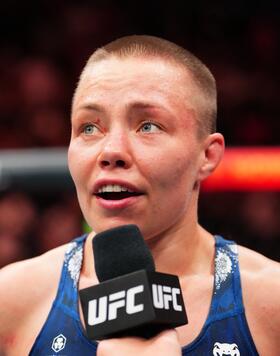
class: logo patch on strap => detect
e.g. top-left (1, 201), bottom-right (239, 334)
top-left (213, 342), bottom-right (240, 356)
top-left (51, 334), bottom-right (67, 353)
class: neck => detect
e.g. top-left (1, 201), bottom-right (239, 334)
top-left (146, 193), bottom-right (215, 277)
top-left (147, 220), bottom-right (215, 278)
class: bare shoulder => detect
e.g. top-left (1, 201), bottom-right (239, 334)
top-left (238, 244), bottom-right (280, 294)
top-left (0, 243), bottom-right (68, 337)
top-left (238, 245), bottom-right (280, 352)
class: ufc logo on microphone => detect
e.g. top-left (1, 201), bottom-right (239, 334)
top-left (152, 284), bottom-right (183, 311)
top-left (88, 285), bottom-right (144, 325)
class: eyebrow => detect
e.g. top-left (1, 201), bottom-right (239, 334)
top-left (76, 103), bottom-right (104, 113)
top-left (77, 101), bottom-right (170, 115)
top-left (127, 102), bottom-right (162, 110)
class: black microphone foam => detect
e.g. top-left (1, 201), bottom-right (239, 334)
top-left (92, 224), bottom-right (155, 282)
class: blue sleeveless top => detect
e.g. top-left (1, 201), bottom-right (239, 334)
top-left (29, 235), bottom-right (259, 355)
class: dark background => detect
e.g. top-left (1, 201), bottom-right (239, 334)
top-left (0, 1), bottom-right (279, 267)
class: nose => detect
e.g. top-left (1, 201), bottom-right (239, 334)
top-left (97, 132), bottom-right (133, 170)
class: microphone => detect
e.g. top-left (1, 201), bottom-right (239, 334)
top-left (79, 224), bottom-right (188, 340)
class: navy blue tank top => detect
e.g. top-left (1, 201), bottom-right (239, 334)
top-left (30, 235), bottom-right (259, 355)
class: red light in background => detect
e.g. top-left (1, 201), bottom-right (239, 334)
top-left (202, 147), bottom-right (280, 191)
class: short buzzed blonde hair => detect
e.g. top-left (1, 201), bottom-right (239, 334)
top-left (74, 35), bottom-right (217, 137)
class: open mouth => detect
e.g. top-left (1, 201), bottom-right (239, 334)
top-left (96, 192), bottom-right (143, 200)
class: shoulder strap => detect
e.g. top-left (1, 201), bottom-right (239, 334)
top-left (208, 235), bottom-right (244, 322)
top-left (54, 234), bottom-right (87, 320)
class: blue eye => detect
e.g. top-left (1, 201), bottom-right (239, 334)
top-left (83, 124), bottom-right (97, 135)
top-left (140, 122), bottom-right (160, 133)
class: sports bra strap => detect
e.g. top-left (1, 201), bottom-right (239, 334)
top-left (208, 235), bottom-right (244, 324)
top-left (54, 235), bottom-right (87, 320)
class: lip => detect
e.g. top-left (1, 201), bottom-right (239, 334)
top-left (92, 179), bottom-right (143, 194)
top-left (95, 195), bottom-right (143, 210)
top-left (92, 178), bottom-right (145, 210)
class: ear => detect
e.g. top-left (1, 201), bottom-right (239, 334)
top-left (197, 133), bottom-right (224, 182)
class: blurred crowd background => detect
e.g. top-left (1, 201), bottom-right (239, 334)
top-left (0, 0), bottom-right (279, 268)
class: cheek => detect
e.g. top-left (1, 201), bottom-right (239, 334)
top-left (141, 150), bottom-right (198, 235)
top-left (68, 143), bottom-right (96, 221)
top-left (68, 142), bottom-right (94, 188)
top-left (141, 147), bottom-right (198, 192)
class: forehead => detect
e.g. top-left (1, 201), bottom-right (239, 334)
top-left (83, 56), bottom-right (188, 86)
top-left (73, 57), bottom-right (199, 111)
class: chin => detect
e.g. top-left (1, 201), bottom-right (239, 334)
top-left (91, 218), bottom-right (142, 234)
